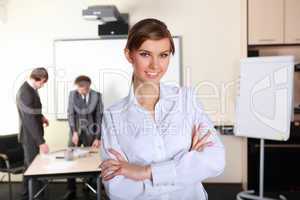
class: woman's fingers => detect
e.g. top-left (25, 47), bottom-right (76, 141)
top-left (110, 167), bottom-right (122, 177)
top-left (103, 174), bottom-right (114, 181)
top-left (191, 125), bottom-right (199, 149)
top-left (103, 172), bottom-right (116, 181)
top-left (191, 129), bottom-right (213, 151)
top-left (108, 148), bottom-right (126, 161)
top-left (100, 159), bottom-right (120, 171)
top-left (192, 123), bottom-right (208, 149)
top-left (198, 130), bottom-right (212, 145)
top-left (101, 160), bottom-right (122, 181)
top-left (103, 168), bottom-right (122, 181)
top-left (100, 149), bottom-right (126, 181)
top-left (194, 141), bottom-right (214, 152)
top-left (191, 123), bottom-right (207, 149)
top-left (196, 123), bottom-right (203, 132)
top-left (102, 165), bottom-right (121, 179)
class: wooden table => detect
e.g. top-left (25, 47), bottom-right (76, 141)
top-left (24, 148), bottom-right (102, 200)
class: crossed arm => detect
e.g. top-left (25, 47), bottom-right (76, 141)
top-left (101, 124), bottom-right (214, 182)
top-left (100, 112), bottom-right (225, 199)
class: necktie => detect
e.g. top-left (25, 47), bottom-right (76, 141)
top-left (83, 95), bottom-right (87, 105)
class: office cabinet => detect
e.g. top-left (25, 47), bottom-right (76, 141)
top-left (285, 0), bottom-right (300, 44)
top-left (248, 0), bottom-right (284, 45)
top-left (248, 123), bottom-right (300, 192)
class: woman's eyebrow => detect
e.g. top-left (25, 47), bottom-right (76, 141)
top-left (138, 49), bottom-right (151, 53)
top-left (137, 49), bottom-right (170, 53)
top-left (160, 50), bottom-right (171, 53)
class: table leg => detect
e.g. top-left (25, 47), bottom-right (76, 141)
top-left (97, 175), bottom-right (101, 200)
top-left (28, 178), bottom-right (33, 200)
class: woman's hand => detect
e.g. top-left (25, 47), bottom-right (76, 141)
top-left (190, 124), bottom-right (214, 152)
top-left (100, 148), bottom-right (151, 181)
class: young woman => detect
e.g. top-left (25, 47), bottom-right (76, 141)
top-left (100, 18), bottom-right (225, 200)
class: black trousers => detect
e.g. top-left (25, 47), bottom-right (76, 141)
top-left (21, 136), bottom-right (46, 200)
top-left (67, 132), bottom-right (96, 192)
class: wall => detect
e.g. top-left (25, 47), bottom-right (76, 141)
top-left (0, 0), bottom-right (247, 183)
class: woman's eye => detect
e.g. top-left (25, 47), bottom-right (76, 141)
top-left (139, 52), bottom-right (150, 57)
top-left (160, 53), bottom-right (170, 58)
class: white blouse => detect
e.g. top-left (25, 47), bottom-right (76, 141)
top-left (101, 83), bottom-right (225, 200)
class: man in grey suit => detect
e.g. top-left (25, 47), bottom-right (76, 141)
top-left (63, 75), bottom-right (103, 200)
top-left (16, 67), bottom-right (50, 200)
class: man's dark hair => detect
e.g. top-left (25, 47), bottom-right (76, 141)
top-left (30, 67), bottom-right (48, 82)
top-left (74, 75), bottom-right (91, 86)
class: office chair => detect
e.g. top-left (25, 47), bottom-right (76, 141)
top-left (0, 134), bottom-right (25, 200)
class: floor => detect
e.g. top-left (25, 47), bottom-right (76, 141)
top-left (0, 182), bottom-right (241, 200)
top-left (1, 182), bottom-right (300, 200)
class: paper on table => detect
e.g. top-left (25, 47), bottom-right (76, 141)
top-left (38, 154), bottom-right (76, 171)
top-left (46, 160), bottom-right (75, 171)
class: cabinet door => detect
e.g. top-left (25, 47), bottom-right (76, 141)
top-left (248, 0), bottom-right (284, 45)
top-left (285, 0), bottom-right (300, 44)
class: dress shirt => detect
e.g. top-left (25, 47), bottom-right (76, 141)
top-left (101, 83), bottom-right (225, 200)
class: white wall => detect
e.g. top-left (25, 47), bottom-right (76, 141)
top-left (0, 0), bottom-right (247, 183)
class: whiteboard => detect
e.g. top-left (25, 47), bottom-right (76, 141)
top-left (235, 56), bottom-right (294, 141)
top-left (54, 37), bottom-right (182, 119)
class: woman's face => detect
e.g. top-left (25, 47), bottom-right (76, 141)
top-left (125, 38), bottom-right (172, 84)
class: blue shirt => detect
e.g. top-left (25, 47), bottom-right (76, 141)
top-left (101, 83), bottom-right (225, 200)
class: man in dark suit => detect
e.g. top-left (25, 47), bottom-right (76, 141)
top-left (63, 75), bottom-right (103, 200)
top-left (16, 67), bottom-right (50, 200)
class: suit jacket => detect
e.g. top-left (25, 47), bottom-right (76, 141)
top-left (67, 89), bottom-right (103, 142)
top-left (16, 81), bottom-right (45, 146)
